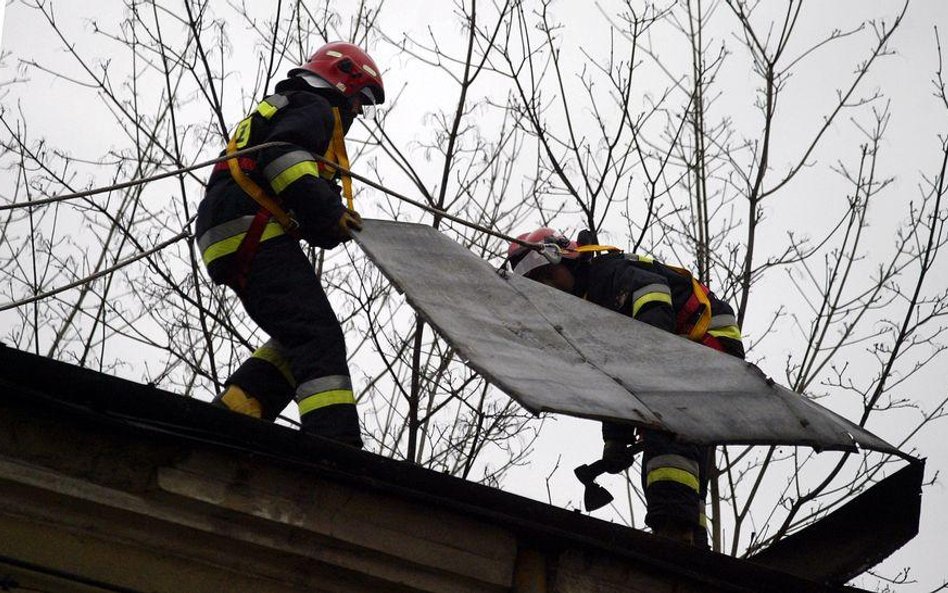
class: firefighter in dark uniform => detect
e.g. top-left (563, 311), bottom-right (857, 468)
top-left (508, 228), bottom-right (744, 546)
top-left (195, 42), bottom-right (385, 448)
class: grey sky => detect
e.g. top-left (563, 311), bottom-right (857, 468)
top-left (1, 1), bottom-right (946, 591)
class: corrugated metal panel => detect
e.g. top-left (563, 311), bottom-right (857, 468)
top-left (354, 220), bottom-right (899, 455)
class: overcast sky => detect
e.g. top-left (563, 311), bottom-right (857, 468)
top-left (1, 2), bottom-right (946, 591)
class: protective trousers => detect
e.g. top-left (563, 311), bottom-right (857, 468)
top-left (214, 237), bottom-right (362, 447)
top-left (603, 422), bottom-right (709, 548)
top-left (640, 429), bottom-right (709, 548)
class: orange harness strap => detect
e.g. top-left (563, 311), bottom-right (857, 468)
top-left (666, 264), bottom-right (712, 341)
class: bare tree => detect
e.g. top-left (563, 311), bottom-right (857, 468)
top-left (1, 2), bottom-right (946, 589)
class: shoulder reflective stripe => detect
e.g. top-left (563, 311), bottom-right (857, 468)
top-left (252, 339), bottom-right (296, 387)
top-left (646, 454), bottom-right (700, 476)
top-left (269, 161), bottom-right (320, 194)
top-left (256, 94), bottom-right (289, 119)
top-left (263, 150), bottom-right (316, 182)
top-left (297, 390), bottom-right (356, 415)
top-left (295, 375), bottom-right (353, 401)
top-left (708, 325), bottom-right (742, 341)
top-left (709, 314), bottom-right (737, 329)
top-left (646, 467), bottom-right (700, 493)
top-left (200, 221), bottom-right (285, 266)
top-left (197, 215), bottom-right (256, 252)
top-left (631, 283), bottom-right (672, 316)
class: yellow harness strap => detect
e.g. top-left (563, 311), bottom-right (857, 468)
top-left (327, 107), bottom-right (354, 211)
top-left (573, 244), bottom-right (621, 254)
top-left (226, 135), bottom-right (299, 237)
top-left (687, 277), bottom-right (712, 341)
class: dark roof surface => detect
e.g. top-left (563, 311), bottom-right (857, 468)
top-left (0, 344), bottom-right (870, 593)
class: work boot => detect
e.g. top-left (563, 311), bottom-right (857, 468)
top-left (215, 384), bottom-right (264, 419)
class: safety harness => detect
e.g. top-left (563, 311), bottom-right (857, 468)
top-left (665, 265), bottom-right (714, 345)
top-left (581, 247), bottom-right (716, 347)
top-left (217, 95), bottom-right (353, 289)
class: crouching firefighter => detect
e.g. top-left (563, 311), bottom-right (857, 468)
top-left (507, 228), bottom-right (745, 547)
top-left (195, 42), bottom-right (385, 448)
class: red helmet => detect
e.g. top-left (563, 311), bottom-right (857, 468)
top-left (507, 228), bottom-right (579, 277)
top-left (290, 42), bottom-right (385, 105)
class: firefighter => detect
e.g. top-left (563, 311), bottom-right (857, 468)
top-left (195, 42), bottom-right (385, 448)
top-left (507, 228), bottom-right (744, 547)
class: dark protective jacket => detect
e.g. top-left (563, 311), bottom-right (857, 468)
top-left (575, 251), bottom-right (744, 541)
top-left (196, 90), bottom-right (347, 282)
top-left (576, 252), bottom-right (744, 358)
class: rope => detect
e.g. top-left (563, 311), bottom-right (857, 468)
top-left (0, 143), bottom-right (555, 312)
top-left (0, 142), bottom-right (292, 212)
top-left (1, 141), bottom-right (545, 253)
top-left (306, 152), bottom-right (541, 251)
top-left (0, 218), bottom-right (194, 313)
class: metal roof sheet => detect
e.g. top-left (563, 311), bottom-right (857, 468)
top-left (354, 219), bottom-right (900, 455)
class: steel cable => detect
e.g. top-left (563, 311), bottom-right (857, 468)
top-left (0, 146), bottom-right (549, 312)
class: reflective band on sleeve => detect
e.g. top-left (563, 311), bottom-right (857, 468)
top-left (263, 151), bottom-right (318, 189)
top-left (268, 160), bottom-right (320, 194)
top-left (708, 325), bottom-right (742, 341)
top-left (646, 467), bottom-right (700, 493)
top-left (699, 512), bottom-right (708, 528)
top-left (708, 313), bottom-right (742, 340)
top-left (631, 283), bottom-right (672, 316)
top-left (251, 339), bottom-right (296, 387)
top-left (709, 314), bottom-right (737, 328)
top-left (298, 390), bottom-right (356, 415)
top-left (200, 221), bottom-right (285, 266)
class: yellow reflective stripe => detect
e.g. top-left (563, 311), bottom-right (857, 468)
top-left (699, 512), bottom-right (708, 528)
top-left (708, 325), bottom-right (742, 341)
top-left (646, 467), bottom-right (700, 493)
top-left (252, 344), bottom-right (296, 387)
top-left (298, 389), bottom-right (356, 415)
top-left (200, 221), bottom-right (285, 266)
top-left (270, 161), bottom-right (320, 194)
top-left (632, 292), bottom-right (672, 316)
top-left (626, 253), bottom-right (654, 263)
top-left (256, 100), bottom-right (279, 119)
